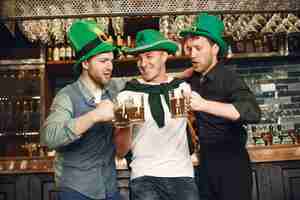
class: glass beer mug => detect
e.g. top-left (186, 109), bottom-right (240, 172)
top-left (114, 95), bottom-right (145, 127)
top-left (114, 100), bottom-right (130, 128)
top-left (169, 89), bottom-right (189, 118)
top-left (126, 95), bottom-right (145, 124)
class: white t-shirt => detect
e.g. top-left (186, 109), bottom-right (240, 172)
top-left (117, 78), bottom-right (194, 180)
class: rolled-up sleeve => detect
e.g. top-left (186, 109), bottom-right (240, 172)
top-left (40, 93), bottom-right (81, 150)
top-left (230, 77), bottom-right (261, 124)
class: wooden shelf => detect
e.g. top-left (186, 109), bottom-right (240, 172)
top-left (226, 52), bottom-right (300, 63)
top-left (46, 56), bottom-right (192, 77)
top-left (0, 155), bottom-right (128, 174)
top-left (0, 156), bottom-right (54, 174)
top-left (229, 52), bottom-right (281, 59)
top-left (46, 53), bottom-right (300, 77)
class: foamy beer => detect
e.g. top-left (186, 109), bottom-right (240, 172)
top-left (114, 101), bottom-right (130, 128)
top-left (169, 89), bottom-right (189, 118)
top-left (114, 95), bottom-right (145, 127)
top-left (127, 95), bottom-right (145, 123)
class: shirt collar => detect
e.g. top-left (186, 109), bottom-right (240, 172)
top-left (76, 79), bottom-right (111, 105)
top-left (197, 63), bottom-right (223, 82)
top-left (137, 77), bottom-right (174, 85)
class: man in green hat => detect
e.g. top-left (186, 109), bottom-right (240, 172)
top-left (40, 20), bottom-right (122, 200)
top-left (180, 13), bottom-right (261, 200)
top-left (114, 29), bottom-right (199, 200)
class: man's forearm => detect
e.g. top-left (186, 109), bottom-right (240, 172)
top-left (73, 110), bottom-right (97, 136)
top-left (114, 127), bottom-right (132, 158)
top-left (202, 100), bottom-right (240, 121)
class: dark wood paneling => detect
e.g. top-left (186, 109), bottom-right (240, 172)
top-left (28, 174), bottom-right (55, 200)
top-left (251, 169), bottom-right (259, 200)
top-left (0, 48), bottom-right (41, 60)
top-left (0, 175), bottom-right (27, 200)
top-left (256, 165), bottom-right (273, 200)
top-left (1, 161), bottom-right (300, 200)
top-left (282, 168), bottom-right (300, 200)
top-left (269, 165), bottom-right (285, 200)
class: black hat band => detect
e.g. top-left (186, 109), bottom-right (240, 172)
top-left (76, 37), bottom-right (103, 59)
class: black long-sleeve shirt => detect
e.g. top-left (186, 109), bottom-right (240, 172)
top-left (186, 63), bottom-right (261, 150)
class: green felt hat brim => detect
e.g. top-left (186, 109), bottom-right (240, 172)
top-left (123, 40), bottom-right (178, 55)
top-left (73, 42), bottom-right (116, 74)
top-left (180, 29), bottom-right (228, 56)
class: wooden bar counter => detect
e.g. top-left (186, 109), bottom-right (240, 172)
top-left (1, 145), bottom-right (300, 200)
top-left (0, 144), bottom-right (299, 174)
top-left (248, 144), bottom-right (300, 163)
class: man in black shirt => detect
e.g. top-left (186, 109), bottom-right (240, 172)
top-left (180, 13), bottom-right (261, 200)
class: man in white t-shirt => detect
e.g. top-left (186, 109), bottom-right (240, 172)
top-left (114, 29), bottom-right (199, 200)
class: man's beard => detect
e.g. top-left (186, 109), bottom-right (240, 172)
top-left (91, 74), bottom-right (111, 88)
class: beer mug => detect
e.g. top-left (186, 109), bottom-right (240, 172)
top-left (169, 89), bottom-right (189, 118)
top-left (127, 95), bottom-right (145, 124)
top-left (113, 95), bottom-right (145, 127)
top-left (113, 100), bottom-right (130, 128)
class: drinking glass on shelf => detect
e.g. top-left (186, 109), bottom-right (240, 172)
top-left (251, 125), bottom-right (260, 145)
top-left (7, 160), bottom-right (15, 171)
top-left (0, 161), bottom-right (4, 171)
top-left (169, 89), bottom-right (189, 118)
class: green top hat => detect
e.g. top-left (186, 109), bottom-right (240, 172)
top-left (67, 20), bottom-right (116, 73)
top-left (123, 29), bottom-right (178, 55)
top-left (180, 13), bottom-right (228, 56)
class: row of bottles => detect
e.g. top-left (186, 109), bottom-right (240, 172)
top-left (46, 33), bottom-right (184, 61)
top-left (46, 35), bottom-right (138, 61)
top-left (227, 31), bottom-right (300, 56)
top-left (0, 69), bottom-right (41, 80)
top-left (46, 34), bottom-right (300, 62)
top-left (47, 42), bottom-right (75, 61)
top-left (0, 96), bottom-right (41, 134)
top-left (247, 123), bottom-right (300, 146)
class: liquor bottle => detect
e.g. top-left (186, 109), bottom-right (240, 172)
top-left (125, 35), bottom-right (134, 58)
top-left (47, 40), bottom-right (53, 61)
top-left (53, 43), bottom-right (60, 61)
top-left (65, 42), bottom-right (73, 61)
top-left (59, 42), bottom-right (66, 61)
top-left (108, 17), bottom-right (115, 43)
top-left (262, 125), bottom-right (273, 146)
top-left (127, 35), bottom-right (132, 48)
top-left (116, 34), bottom-right (125, 59)
top-left (272, 124), bottom-right (281, 144)
top-left (246, 125), bottom-right (254, 146)
top-left (277, 124), bottom-right (284, 144)
top-left (72, 48), bottom-right (76, 60)
top-left (253, 125), bottom-right (265, 146)
top-left (116, 34), bottom-right (123, 47)
top-left (175, 40), bottom-right (182, 56)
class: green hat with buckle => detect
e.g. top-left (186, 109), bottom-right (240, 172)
top-left (180, 13), bottom-right (228, 56)
top-left (123, 29), bottom-right (178, 55)
top-left (67, 20), bottom-right (116, 73)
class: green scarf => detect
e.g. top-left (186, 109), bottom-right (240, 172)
top-left (124, 78), bottom-right (185, 128)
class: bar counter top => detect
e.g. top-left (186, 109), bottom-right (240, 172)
top-left (248, 144), bottom-right (300, 163)
top-left (1, 144), bottom-right (300, 174)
